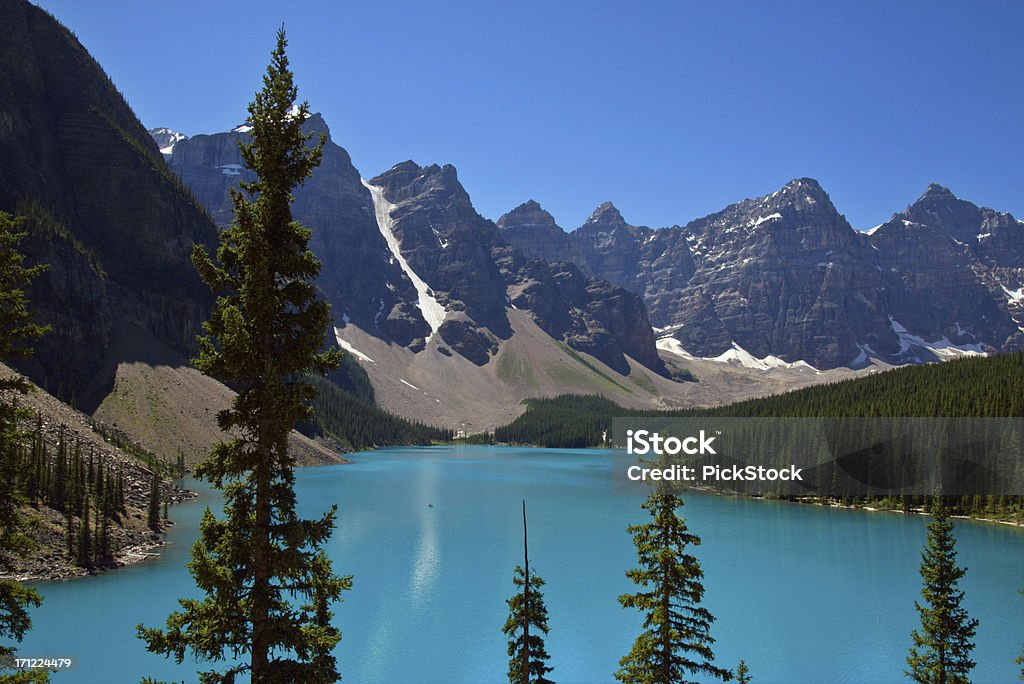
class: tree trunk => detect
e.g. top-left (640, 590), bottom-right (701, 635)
top-left (522, 499), bottom-right (530, 684)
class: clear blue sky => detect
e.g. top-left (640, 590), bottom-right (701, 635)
top-left (34, 0), bottom-right (1024, 231)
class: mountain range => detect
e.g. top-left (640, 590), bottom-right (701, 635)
top-left (498, 179), bottom-right (1024, 369)
top-left (155, 114), bottom-right (1024, 427)
top-left (158, 118), bottom-right (701, 430)
top-left (2, 0), bottom-right (1022, 441)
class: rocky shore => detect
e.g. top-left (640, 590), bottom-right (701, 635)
top-left (1, 365), bottom-right (197, 582)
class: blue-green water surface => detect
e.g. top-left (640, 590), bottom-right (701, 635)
top-left (20, 446), bottom-right (1024, 683)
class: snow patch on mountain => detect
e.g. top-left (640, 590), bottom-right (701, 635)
top-left (888, 317), bottom-right (986, 359)
top-left (652, 324), bottom-right (685, 337)
top-left (1002, 285), bottom-right (1024, 304)
top-left (334, 328), bottom-right (375, 363)
top-left (657, 337), bottom-right (817, 372)
top-left (749, 213), bottom-right (782, 229)
top-left (655, 336), bottom-right (695, 359)
top-left (431, 227), bottom-right (449, 249)
top-left (710, 342), bottom-right (817, 371)
top-left (151, 128), bottom-right (187, 155)
top-left (850, 344), bottom-right (872, 368)
top-left (362, 180), bottom-right (446, 341)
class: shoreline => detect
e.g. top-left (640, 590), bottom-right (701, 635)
top-left (4, 538), bottom-right (170, 583)
top-left (3, 485), bottom-right (199, 584)
top-left (786, 496), bottom-right (1024, 529)
top-left (428, 442), bottom-right (1024, 529)
top-left (12, 444), bottom-right (1022, 584)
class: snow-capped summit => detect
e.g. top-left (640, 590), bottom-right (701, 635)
top-left (148, 127), bottom-right (187, 155)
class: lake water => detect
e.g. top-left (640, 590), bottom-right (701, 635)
top-left (20, 446), bottom-right (1024, 683)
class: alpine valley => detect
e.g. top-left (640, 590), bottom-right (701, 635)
top-left (5, 2), bottom-right (1024, 682)
top-left (153, 117), bottom-right (1024, 431)
top-left (2, 0), bottom-right (1023, 446)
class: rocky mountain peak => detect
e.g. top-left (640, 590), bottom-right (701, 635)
top-left (497, 200), bottom-right (560, 231)
top-left (495, 201), bottom-right (570, 266)
top-left (370, 161), bottom-right (466, 207)
top-left (304, 111), bottom-right (331, 136)
top-left (900, 183), bottom-right (989, 245)
top-left (369, 160), bottom-right (428, 197)
top-left (148, 127), bottom-right (187, 154)
top-left (918, 183), bottom-right (958, 203)
top-left (776, 177), bottom-right (829, 206)
top-left (584, 201), bottom-right (626, 227)
top-left (387, 159), bottom-right (421, 175)
top-left (784, 177), bottom-right (823, 191)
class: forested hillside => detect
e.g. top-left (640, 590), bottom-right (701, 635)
top-left (307, 374), bottom-right (453, 450)
top-left (494, 353), bottom-right (1024, 447)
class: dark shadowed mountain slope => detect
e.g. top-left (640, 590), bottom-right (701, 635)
top-left (0, 0), bottom-right (218, 406)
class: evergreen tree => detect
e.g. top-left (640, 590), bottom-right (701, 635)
top-left (75, 503), bottom-right (91, 569)
top-left (616, 492), bottom-right (731, 684)
top-left (115, 469), bottom-right (125, 514)
top-left (98, 495), bottom-right (111, 564)
top-left (0, 212), bottom-right (47, 363)
top-left (735, 660), bottom-right (751, 683)
top-left (0, 211), bottom-right (48, 682)
top-left (70, 443), bottom-right (82, 516)
top-left (503, 501), bottom-right (554, 684)
top-left (94, 462), bottom-right (103, 505)
top-left (906, 503), bottom-right (978, 684)
top-left (50, 437), bottom-right (64, 513)
top-left (63, 512), bottom-right (73, 559)
top-left (147, 472), bottom-right (161, 532)
top-left (138, 29), bottom-right (349, 684)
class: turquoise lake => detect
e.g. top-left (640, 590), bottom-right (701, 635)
top-left (20, 445), bottom-right (1024, 683)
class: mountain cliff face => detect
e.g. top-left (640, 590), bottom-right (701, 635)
top-left (165, 115), bottom-right (433, 350)
top-left (0, 0), bottom-right (218, 405)
top-left (870, 185), bottom-right (1022, 360)
top-left (161, 121), bottom-right (667, 377)
top-left (500, 180), bottom-right (1024, 369)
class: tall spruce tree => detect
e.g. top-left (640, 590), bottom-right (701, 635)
top-left (147, 472), bottom-right (161, 532)
top-left (137, 29), bottom-right (349, 684)
top-left (74, 503), bottom-right (90, 569)
top-left (0, 211), bottom-right (48, 683)
top-left (906, 503), bottom-right (978, 684)
top-left (617, 491), bottom-right (731, 684)
top-left (503, 501), bottom-right (554, 684)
